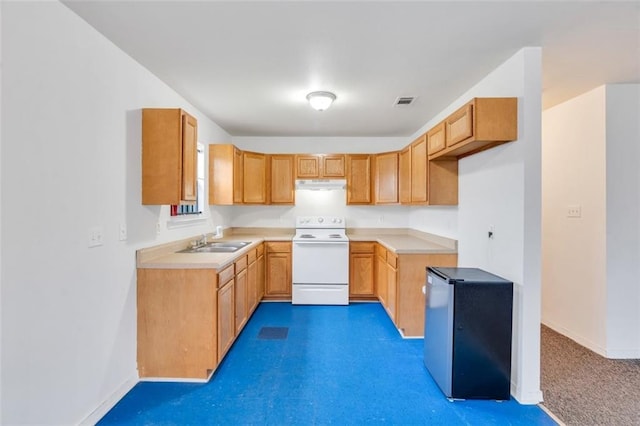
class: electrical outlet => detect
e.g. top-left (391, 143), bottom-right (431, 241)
top-left (88, 226), bottom-right (104, 248)
top-left (156, 222), bottom-right (161, 235)
top-left (119, 224), bottom-right (127, 241)
top-left (378, 215), bottom-right (384, 223)
top-left (567, 205), bottom-right (582, 218)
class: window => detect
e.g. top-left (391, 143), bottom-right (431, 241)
top-left (171, 143), bottom-right (205, 216)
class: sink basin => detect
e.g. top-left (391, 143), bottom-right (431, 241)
top-left (177, 241), bottom-right (251, 254)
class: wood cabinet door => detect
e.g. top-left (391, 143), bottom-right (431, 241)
top-left (270, 155), bottom-right (295, 204)
top-left (296, 155), bottom-right (320, 178)
top-left (266, 251), bottom-right (291, 296)
top-left (410, 135), bottom-right (428, 204)
top-left (374, 152), bottom-right (399, 204)
top-left (247, 255), bottom-right (258, 314)
top-left (234, 268), bottom-right (248, 334)
top-left (233, 147), bottom-right (244, 204)
top-left (142, 108), bottom-right (195, 205)
top-left (399, 146), bottom-right (411, 204)
top-left (217, 279), bottom-right (235, 360)
top-left (209, 144), bottom-right (234, 205)
top-left (346, 154), bottom-right (372, 204)
top-left (322, 155), bottom-right (346, 177)
top-left (181, 112), bottom-right (198, 202)
top-left (427, 122), bottom-right (446, 155)
top-left (387, 263), bottom-right (397, 323)
top-left (243, 151), bottom-right (267, 203)
top-left (375, 251), bottom-right (388, 305)
top-left (350, 253), bottom-right (375, 297)
top-left (257, 251), bottom-right (265, 300)
top-left (446, 103), bottom-right (474, 147)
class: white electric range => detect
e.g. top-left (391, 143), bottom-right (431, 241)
top-left (292, 216), bottom-right (349, 305)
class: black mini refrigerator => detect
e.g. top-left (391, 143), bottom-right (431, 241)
top-left (423, 267), bottom-right (513, 400)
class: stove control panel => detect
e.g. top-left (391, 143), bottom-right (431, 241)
top-left (296, 216), bottom-right (346, 229)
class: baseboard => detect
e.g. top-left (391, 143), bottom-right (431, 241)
top-left (512, 386), bottom-right (543, 405)
top-left (539, 404), bottom-right (566, 425)
top-left (542, 320), bottom-right (607, 357)
top-left (79, 374), bottom-right (138, 426)
top-left (604, 347), bottom-right (640, 358)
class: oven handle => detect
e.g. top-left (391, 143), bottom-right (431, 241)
top-left (293, 241), bottom-right (348, 245)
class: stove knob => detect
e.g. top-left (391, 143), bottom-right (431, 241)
top-left (336, 218), bottom-right (342, 223)
top-left (317, 217), bottom-right (324, 223)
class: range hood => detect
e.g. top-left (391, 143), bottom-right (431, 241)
top-left (295, 179), bottom-right (346, 191)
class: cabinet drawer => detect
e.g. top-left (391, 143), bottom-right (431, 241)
top-left (218, 264), bottom-right (234, 287)
top-left (376, 244), bottom-right (387, 261)
top-left (235, 255), bottom-right (247, 272)
top-left (387, 252), bottom-right (398, 269)
top-left (266, 241), bottom-right (291, 253)
top-left (350, 242), bottom-right (375, 254)
top-left (446, 103), bottom-right (474, 147)
top-left (247, 248), bottom-right (257, 263)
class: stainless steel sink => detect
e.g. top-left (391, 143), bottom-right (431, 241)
top-left (177, 241), bottom-right (251, 254)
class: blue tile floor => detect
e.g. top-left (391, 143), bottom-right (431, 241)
top-left (99, 302), bottom-right (557, 425)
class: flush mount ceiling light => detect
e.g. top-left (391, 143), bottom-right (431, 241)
top-left (306, 91), bottom-right (336, 111)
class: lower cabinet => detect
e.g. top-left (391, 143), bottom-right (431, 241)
top-left (264, 241), bottom-right (292, 300)
top-left (136, 244), bottom-right (267, 381)
top-left (349, 242), bottom-right (376, 299)
top-left (257, 244), bottom-right (265, 301)
top-left (217, 265), bottom-right (235, 361)
top-left (137, 268), bottom-right (218, 380)
top-left (234, 256), bottom-right (248, 336)
top-left (374, 243), bottom-right (458, 337)
top-left (386, 251), bottom-right (398, 322)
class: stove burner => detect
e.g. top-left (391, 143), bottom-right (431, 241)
top-left (299, 234), bottom-right (316, 239)
top-left (329, 234), bottom-right (343, 238)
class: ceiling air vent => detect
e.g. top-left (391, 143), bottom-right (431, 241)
top-left (394, 96), bottom-right (416, 106)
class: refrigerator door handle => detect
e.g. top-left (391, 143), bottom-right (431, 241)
top-left (428, 267), bottom-right (451, 282)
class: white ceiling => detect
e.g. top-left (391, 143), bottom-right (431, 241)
top-left (63, 1), bottom-right (640, 137)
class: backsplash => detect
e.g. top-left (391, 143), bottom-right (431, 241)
top-left (224, 189), bottom-right (411, 229)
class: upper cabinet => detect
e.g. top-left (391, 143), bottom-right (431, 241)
top-left (296, 154), bottom-right (345, 179)
top-left (270, 155), bottom-right (295, 205)
top-left (427, 122), bottom-right (446, 157)
top-left (374, 152), bottom-right (399, 204)
top-left (209, 144), bottom-right (239, 205)
top-left (410, 135), bottom-right (428, 204)
top-left (346, 155), bottom-right (372, 205)
top-left (399, 146), bottom-right (411, 204)
top-left (209, 146), bottom-right (267, 205)
top-left (242, 151), bottom-right (267, 204)
top-left (142, 108), bottom-right (197, 205)
top-left (428, 97), bottom-right (518, 160)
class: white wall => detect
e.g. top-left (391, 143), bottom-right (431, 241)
top-left (233, 136), bottom-right (406, 154)
top-left (1, 2), bottom-right (231, 424)
top-left (0, 1), bottom-right (3, 419)
top-left (605, 84), bottom-right (640, 357)
top-left (408, 48), bottom-right (544, 403)
top-left (541, 87), bottom-right (608, 351)
top-left (541, 84), bottom-right (640, 358)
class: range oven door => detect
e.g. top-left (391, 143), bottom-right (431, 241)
top-left (292, 240), bottom-right (349, 284)
top-left (292, 240), bottom-right (349, 305)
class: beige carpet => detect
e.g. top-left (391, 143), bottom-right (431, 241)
top-left (540, 325), bottom-right (640, 425)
